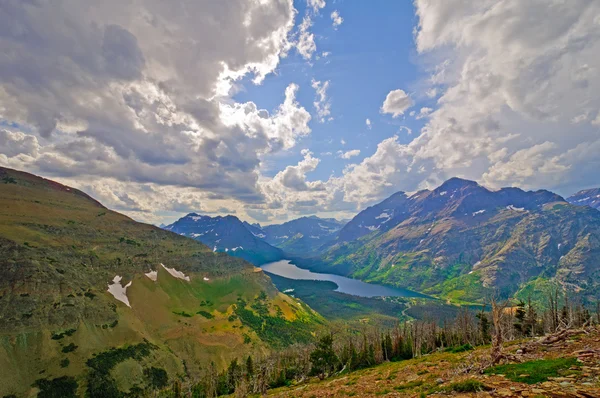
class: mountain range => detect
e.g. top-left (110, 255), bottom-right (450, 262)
top-left (316, 178), bottom-right (600, 303)
top-left (164, 213), bottom-right (284, 265)
top-left (165, 214), bottom-right (346, 260)
top-left (0, 167), bottom-right (320, 396)
top-left (162, 179), bottom-right (600, 305)
top-left (567, 188), bottom-right (600, 210)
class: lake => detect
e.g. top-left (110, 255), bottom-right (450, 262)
top-left (261, 259), bottom-right (426, 298)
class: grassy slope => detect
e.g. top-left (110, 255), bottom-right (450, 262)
top-left (0, 167), bottom-right (322, 396)
top-left (269, 327), bottom-right (600, 397)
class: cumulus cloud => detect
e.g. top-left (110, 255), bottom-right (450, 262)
top-left (311, 79), bottom-right (332, 122)
top-left (0, 0), bottom-right (317, 222)
top-left (381, 89), bottom-right (414, 117)
top-left (331, 10), bottom-right (343, 28)
top-left (337, 149), bottom-right (361, 159)
top-left (365, 118), bottom-right (372, 129)
top-left (3, 0), bottom-right (599, 224)
top-left (336, 0), bottom-right (600, 208)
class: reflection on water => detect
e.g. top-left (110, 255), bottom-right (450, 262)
top-left (261, 260), bottom-right (425, 298)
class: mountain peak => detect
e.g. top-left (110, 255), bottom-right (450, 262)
top-left (437, 177), bottom-right (480, 192)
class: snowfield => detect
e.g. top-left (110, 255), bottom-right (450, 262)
top-left (161, 263), bottom-right (191, 281)
top-left (107, 275), bottom-right (133, 307)
top-left (145, 270), bottom-right (158, 281)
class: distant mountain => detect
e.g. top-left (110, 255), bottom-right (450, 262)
top-left (243, 220), bottom-right (267, 238)
top-left (0, 167), bottom-right (319, 396)
top-left (262, 216), bottom-right (346, 255)
top-left (567, 188), bottom-right (600, 210)
top-left (165, 214), bottom-right (283, 265)
top-left (319, 178), bottom-right (600, 303)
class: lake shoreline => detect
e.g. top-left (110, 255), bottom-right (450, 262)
top-left (261, 259), bottom-right (428, 299)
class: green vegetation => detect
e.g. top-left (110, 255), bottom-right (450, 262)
top-left (447, 379), bottom-right (486, 392)
top-left (61, 343), bottom-right (77, 353)
top-left (444, 343), bottom-right (473, 353)
top-left (196, 310), bottom-right (214, 319)
top-left (394, 380), bottom-right (423, 391)
top-left (485, 357), bottom-right (580, 384)
top-left (50, 329), bottom-right (77, 340)
top-left (33, 376), bottom-right (78, 398)
top-left (172, 310), bottom-right (193, 317)
top-left (144, 367), bottom-right (169, 389)
top-left (234, 293), bottom-right (318, 347)
top-left (85, 340), bottom-right (156, 397)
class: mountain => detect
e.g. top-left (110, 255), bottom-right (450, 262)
top-left (567, 188), bottom-right (600, 210)
top-left (164, 213), bottom-right (283, 265)
top-left (0, 167), bottom-right (320, 397)
top-left (319, 178), bottom-right (600, 303)
top-left (242, 220), bottom-right (267, 238)
top-left (261, 216), bottom-right (346, 255)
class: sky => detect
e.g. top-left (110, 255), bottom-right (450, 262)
top-left (1, 0), bottom-right (599, 225)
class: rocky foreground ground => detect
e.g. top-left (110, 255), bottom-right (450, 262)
top-left (269, 327), bottom-right (600, 397)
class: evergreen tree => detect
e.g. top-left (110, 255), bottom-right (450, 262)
top-left (476, 310), bottom-right (491, 343)
top-left (514, 300), bottom-right (526, 335)
top-left (310, 334), bottom-right (338, 380)
top-left (245, 355), bottom-right (254, 380)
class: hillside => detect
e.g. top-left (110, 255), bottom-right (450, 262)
top-left (318, 178), bottom-right (600, 303)
top-left (0, 167), bottom-right (321, 397)
top-left (261, 216), bottom-right (345, 255)
top-left (568, 188), bottom-right (600, 210)
top-left (164, 213), bottom-right (284, 265)
top-left (269, 326), bottom-right (600, 397)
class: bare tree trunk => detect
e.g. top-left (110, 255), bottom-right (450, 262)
top-left (491, 299), bottom-right (506, 365)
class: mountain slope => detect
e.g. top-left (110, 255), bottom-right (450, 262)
top-left (164, 214), bottom-right (283, 265)
top-left (0, 167), bottom-right (320, 397)
top-left (567, 187), bottom-right (600, 210)
top-left (320, 178), bottom-right (600, 303)
top-left (262, 216), bottom-right (345, 255)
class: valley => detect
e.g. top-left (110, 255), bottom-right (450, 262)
top-left (1, 167), bottom-right (599, 397)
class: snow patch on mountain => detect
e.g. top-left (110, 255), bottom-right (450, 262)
top-left (107, 275), bottom-right (132, 307)
top-left (161, 263), bottom-right (190, 281)
top-left (145, 270), bottom-right (158, 281)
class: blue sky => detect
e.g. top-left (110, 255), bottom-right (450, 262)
top-left (236, 0), bottom-right (426, 182)
top-left (1, 0), bottom-right (599, 225)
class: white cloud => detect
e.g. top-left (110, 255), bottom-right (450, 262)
top-left (340, 138), bottom-right (346, 145)
top-left (297, 15), bottom-right (317, 60)
top-left (381, 89), bottom-right (414, 117)
top-left (331, 10), bottom-right (343, 28)
top-left (311, 79), bottom-right (332, 122)
top-left (307, 0), bottom-right (326, 14)
top-left (338, 149), bottom-right (361, 159)
top-left (425, 88), bottom-right (438, 98)
top-left (415, 107), bottom-right (433, 120)
top-left (366, 118), bottom-right (372, 129)
top-left (0, 0), bottom-right (311, 222)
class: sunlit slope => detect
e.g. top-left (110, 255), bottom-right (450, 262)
top-left (0, 167), bottom-right (321, 396)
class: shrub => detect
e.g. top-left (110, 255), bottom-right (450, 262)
top-left (62, 343), bottom-right (78, 353)
top-left (448, 379), bottom-right (486, 392)
top-left (33, 376), bottom-right (78, 398)
top-left (144, 367), bottom-right (169, 389)
top-left (196, 310), bottom-right (214, 319)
